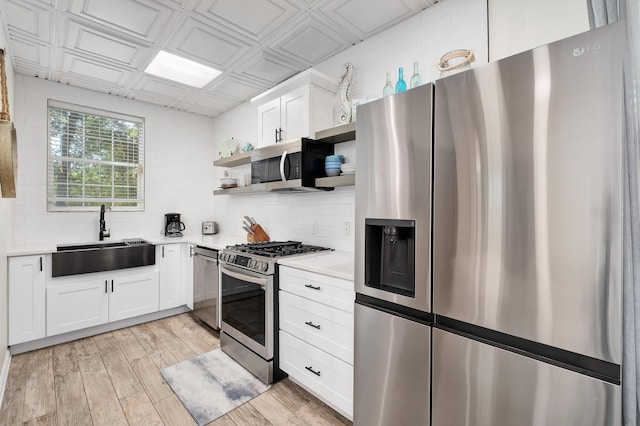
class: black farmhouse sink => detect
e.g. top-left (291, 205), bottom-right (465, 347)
top-left (52, 238), bottom-right (156, 277)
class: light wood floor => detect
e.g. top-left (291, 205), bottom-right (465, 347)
top-left (0, 313), bottom-right (352, 426)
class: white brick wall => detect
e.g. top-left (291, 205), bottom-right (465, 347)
top-left (12, 75), bottom-right (217, 246)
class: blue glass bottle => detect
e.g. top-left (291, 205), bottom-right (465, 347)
top-left (395, 67), bottom-right (407, 93)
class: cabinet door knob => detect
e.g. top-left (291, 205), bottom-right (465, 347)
top-left (304, 284), bottom-right (321, 291)
top-left (39, 257), bottom-right (43, 272)
top-left (105, 280), bottom-right (108, 294)
top-left (162, 246), bottom-right (165, 258)
top-left (305, 365), bottom-right (321, 376)
top-left (111, 280), bottom-right (114, 292)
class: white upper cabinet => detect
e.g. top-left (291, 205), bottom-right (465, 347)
top-left (253, 69), bottom-right (337, 147)
top-left (258, 97), bottom-right (282, 146)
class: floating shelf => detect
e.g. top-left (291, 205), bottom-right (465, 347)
top-left (213, 124), bottom-right (356, 195)
top-left (315, 174), bottom-right (355, 188)
top-left (213, 186), bottom-right (253, 195)
top-left (314, 122), bottom-right (356, 144)
top-left (213, 151), bottom-right (251, 167)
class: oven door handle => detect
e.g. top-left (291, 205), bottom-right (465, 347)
top-left (279, 150), bottom-right (288, 182)
top-left (221, 265), bottom-right (269, 286)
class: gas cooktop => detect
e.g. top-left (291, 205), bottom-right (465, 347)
top-left (219, 241), bottom-right (332, 274)
top-left (225, 240), bottom-right (331, 257)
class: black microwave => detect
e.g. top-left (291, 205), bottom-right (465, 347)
top-left (251, 138), bottom-right (334, 191)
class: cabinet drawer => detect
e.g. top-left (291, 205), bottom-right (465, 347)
top-left (279, 291), bottom-right (353, 364)
top-left (279, 266), bottom-right (354, 313)
top-left (279, 331), bottom-right (353, 419)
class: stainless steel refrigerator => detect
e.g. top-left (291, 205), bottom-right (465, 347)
top-left (354, 83), bottom-right (434, 425)
top-left (432, 23), bottom-right (623, 425)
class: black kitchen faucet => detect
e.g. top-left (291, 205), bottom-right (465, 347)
top-left (99, 204), bottom-right (110, 241)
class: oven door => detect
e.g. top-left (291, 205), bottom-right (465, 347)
top-left (220, 263), bottom-right (274, 360)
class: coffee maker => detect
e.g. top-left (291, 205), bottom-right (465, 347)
top-left (165, 213), bottom-right (185, 237)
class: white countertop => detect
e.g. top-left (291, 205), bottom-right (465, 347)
top-left (278, 250), bottom-right (354, 281)
top-left (8, 236), bottom-right (356, 282)
top-left (7, 233), bottom-right (246, 256)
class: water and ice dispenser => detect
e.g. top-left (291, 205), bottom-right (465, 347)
top-left (364, 218), bottom-right (416, 297)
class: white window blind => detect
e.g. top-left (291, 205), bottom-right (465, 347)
top-left (47, 100), bottom-right (145, 211)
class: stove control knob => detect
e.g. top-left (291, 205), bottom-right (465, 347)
top-left (260, 262), bottom-right (268, 272)
top-left (248, 259), bottom-right (255, 268)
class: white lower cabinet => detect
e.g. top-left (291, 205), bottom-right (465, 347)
top-left (9, 242), bottom-right (194, 346)
top-left (109, 271), bottom-right (160, 321)
top-left (278, 265), bottom-right (354, 419)
top-left (47, 277), bottom-right (109, 335)
top-left (47, 267), bottom-right (159, 337)
top-left (279, 331), bottom-right (353, 416)
top-left (158, 244), bottom-right (182, 310)
top-left (9, 255), bottom-right (47, 345)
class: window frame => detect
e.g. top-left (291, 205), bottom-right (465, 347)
top-left (47, 100), bottom-right (146, 212)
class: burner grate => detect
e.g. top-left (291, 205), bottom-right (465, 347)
top-left (225, 241), bottom-right (331, 258)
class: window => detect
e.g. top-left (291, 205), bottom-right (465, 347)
top-left (47, 100), bottom-right (145, 211)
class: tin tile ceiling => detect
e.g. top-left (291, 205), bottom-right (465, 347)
top-left (0, 0), bottom-right (437, 117)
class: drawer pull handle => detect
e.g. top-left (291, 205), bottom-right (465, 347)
top-left (305, 284), bottom-right (321, 290)
top-left (305, 366), bottom-right (321, 376)
top-left (305, 321), bottom-right (321, 329)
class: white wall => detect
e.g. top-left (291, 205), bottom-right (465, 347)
top-left (210, 0), bottom-right (488, 251)
top-left (488, 0), bottom-right (590, 61)
top-left (0, 5), bottom-right (16, 391)
top-left (12, 76), bottom-right (216, 246)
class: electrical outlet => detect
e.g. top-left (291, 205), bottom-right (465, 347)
top-left (343, 221), bottom-right (351, 237)
top-left (311, 221), bottom-right (318, 235)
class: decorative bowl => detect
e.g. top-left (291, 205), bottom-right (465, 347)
top-left (220, 177), bottom-right (238, 186)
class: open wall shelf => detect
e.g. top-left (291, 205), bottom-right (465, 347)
top-left (213, 122), bottom-right (356, 194)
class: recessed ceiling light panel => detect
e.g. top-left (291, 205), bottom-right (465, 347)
top-left (144, 51), bottom-right (222, 88)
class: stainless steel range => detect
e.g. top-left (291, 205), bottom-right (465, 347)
top-left (218, 241), bottom-right (331, 384)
